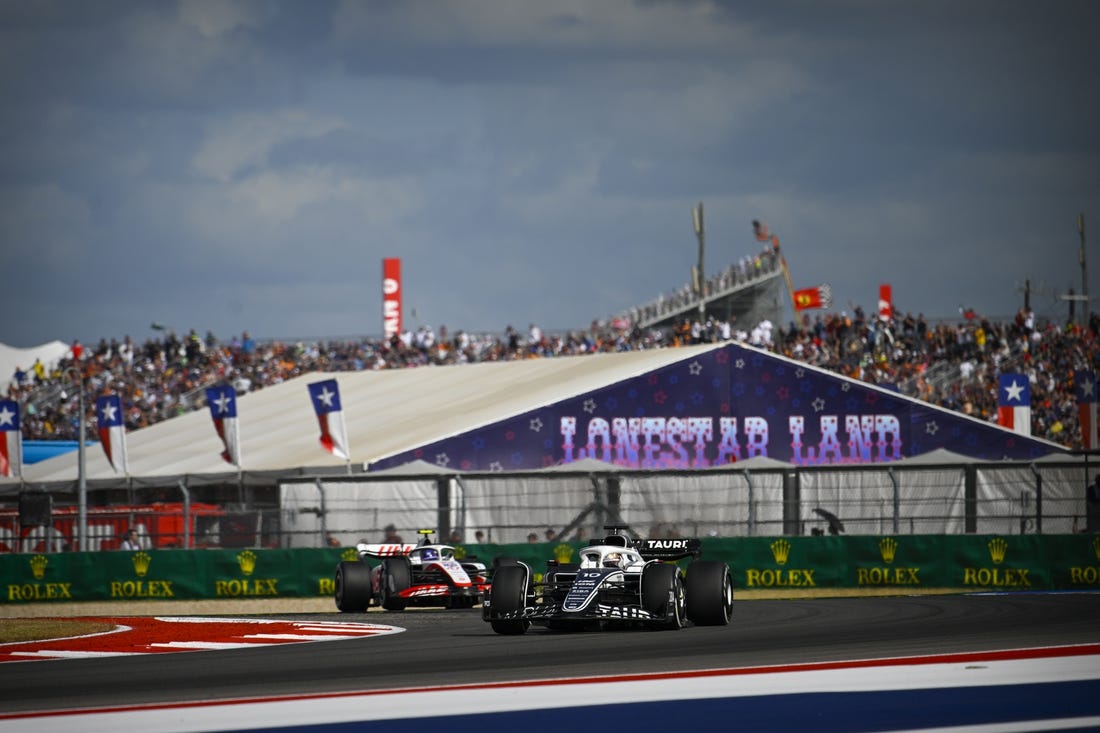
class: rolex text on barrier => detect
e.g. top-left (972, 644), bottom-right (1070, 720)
top-left (1, 537), bottom-right (1098, 604)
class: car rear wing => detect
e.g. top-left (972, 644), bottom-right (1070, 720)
top-left (632, 538), bottom-right (702, 561)
top-left (355, 542), bottom-right (418, 558)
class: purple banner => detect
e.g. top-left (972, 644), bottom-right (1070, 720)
top-left (370, 343), bottom-right (1061, 472)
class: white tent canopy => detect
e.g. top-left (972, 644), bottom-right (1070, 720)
top-left (6, 344), bottom-right (723, 489)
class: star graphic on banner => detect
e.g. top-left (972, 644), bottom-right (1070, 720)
top-left (213, 392), bottom-right (232, 414)
top-left (488, 461), bottom-right (503, 472)
top-left (734, 358), bottom-right (745, 370)
top-left (435, 453), bottom-right (450, 467)
top-left (688, 361), bottom-right (703, 376)
top-left (841, 382), bottom-right (851, 392)
top-left (0, 404), bottom-right (14, 427)
top-left (1004, 379), bottom-right (1024, 402)
top-left (925, 421), bottom-right (939, 436)
top-left (529, 417), bottom-right (543, 432)
top-left (812, 397), bottom-right (826, 413)
top-left (1082, 378), bottom-right (1096, 398)
top-left (315, 386), bottom-right (336, 408)
top-left (100, 401), bottom-right (118, 423)
top-left (795, 368), bottom-right (805, 379)
top-left (583, 398), bottom-right (597, 414)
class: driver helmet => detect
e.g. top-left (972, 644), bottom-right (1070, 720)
top-left (421, 548), bottom-right (439, 561)
top-left (603, 552), bottom-right (623, 568)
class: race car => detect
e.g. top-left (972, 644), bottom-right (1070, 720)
top-left (335, 529), bottom-right (490, 612)
top-left (482, 526), bottom-right (732, 634)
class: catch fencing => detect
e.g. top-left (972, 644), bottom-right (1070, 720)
top-left (2, 455), bottom-right (1096, 553)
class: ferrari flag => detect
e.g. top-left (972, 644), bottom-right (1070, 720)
top-left (205, 385), bottom-right (241, 466)
top-left (792, 284), bottom-right (833, 311)
top-left (1076, 370), bottom-right (1098, 450)
top-left (997, 373), bottom-right (1031, 436)
top-left (308, 378), bottom-right (350, 460)
top-left (95, 394), bottom-right (128, 474)
top-left (0, 399), bottom-right (22, 478)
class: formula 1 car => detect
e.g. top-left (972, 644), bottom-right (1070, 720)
top-left (483, 526), bottom-right (733, 634)
top-left (335, 530), bottom-right (489, 611)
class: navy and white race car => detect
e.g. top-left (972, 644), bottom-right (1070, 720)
top-left (335, 530), bottom-right (489, 611)
top-left (482, 526), bottom-right (733, 634)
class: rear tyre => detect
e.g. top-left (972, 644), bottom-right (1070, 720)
top-left (334, 561), bottom-right (372, 613)
top-left (685, 560), bottom-right (733, 626)
top-left (380, 556), bottom-right (412, 611)
top-left (641, 562), bottom-right (685, 630)
top-left (488, 564), bottom-right (530, 635)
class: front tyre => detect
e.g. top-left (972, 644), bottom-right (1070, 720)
top-left (488, 564), bottom-right (530, 635)
top-left (334, 560), bottom-right (372, 613)
top-left (641, 562), bottom-right (685, 630)
top-left (685, 560), bottom-right (733, 626)
top-left (380, 557), bottom-right (412, 611)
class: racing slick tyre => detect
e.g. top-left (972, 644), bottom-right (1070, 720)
top-left (380, 556), bottom-right (412, 611)
top-left (334, 560), bottom-right (372, 613)
top-left (641, 562), bottom-right (686, 630)
top-left (685, 560), bottom-right (733, 626)
top-left (488, 564), bottom-right (531, 635)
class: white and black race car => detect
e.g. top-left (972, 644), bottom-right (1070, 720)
top-left (335, 530), bottom-right (490, 611)
top-left (483, 526), bottom-right (733, 634)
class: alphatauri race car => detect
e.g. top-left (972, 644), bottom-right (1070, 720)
top-left (483, 526), bottom-right (733, 634)
top-left (335, 530), bottom-right (489, 611)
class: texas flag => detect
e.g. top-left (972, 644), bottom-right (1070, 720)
top-left (997, 373), bottom-right (1031, 436)
top-left (308, 378), bottom-right (350, 460)
top-left (1076, 370), bottom-right (1098, 450)
top-left (95, 394), bottom-right (128, 474)
top-left (205, 385), bottom-right (241, 466)
top-left (0, 399), bottom-right (22, 478)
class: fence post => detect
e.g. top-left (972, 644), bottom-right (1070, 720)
top-left (742, 469), bottom-right (755, 536)
top-left (888, 466), bottom-right (899, 534)
top-left (964, 464), bottom-right (977, 534)
top-left (436, 476), bottom-right (451, 541)
top-left (313, 477), bottom-right (327, 548)
top-left (782, 469), bottom-right (800, 535)
top-left (177, 479), bottom-right (191, 548)
top-left (1029, 463), bottom-right (1043, 534)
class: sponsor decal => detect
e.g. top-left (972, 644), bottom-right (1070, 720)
top-left (962, 537), bottom-right (1031, 588)
top-left (745, 539), bottom-right (816, 588)
top-left (563, 569), bottom-right (606, 611)
top-left (214, 549), bottom-right (279, 597)
top-left (1067, 535), bottom-right (1100, 586)
top-left (6, 554), bottom-right (73, 602)
top-left (646, 540), bottom-right (689, 550)
top-left (440, 559), bottom-right (472, 585)
top-left (110, 551), bottom-right (176, 599)
top-left (553, 544), bottom-right (574, 564)
top-left (856, 538), bottom-right (921, 587)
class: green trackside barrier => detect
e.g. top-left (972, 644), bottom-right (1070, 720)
top-left (3, 535), bottom-right (1099, 606)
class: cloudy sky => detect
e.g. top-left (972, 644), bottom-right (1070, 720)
top-left (2, 1), bottom-right (1098, 348)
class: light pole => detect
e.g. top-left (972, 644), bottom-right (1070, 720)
top-left (63, 366), bottom-right (87, 552)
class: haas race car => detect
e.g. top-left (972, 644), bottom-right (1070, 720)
top-left (335, 530), bottom-right (489, 611)
top-left (483, 526), bottom-right (733, 634)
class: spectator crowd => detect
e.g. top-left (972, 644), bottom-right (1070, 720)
top-left (6, 303), bottom-right (1100, 452)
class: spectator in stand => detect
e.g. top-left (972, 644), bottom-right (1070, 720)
top-left (119, 528), bottom-right (141, 551)
top-left (7, 295), bottom-right (1099, 453)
